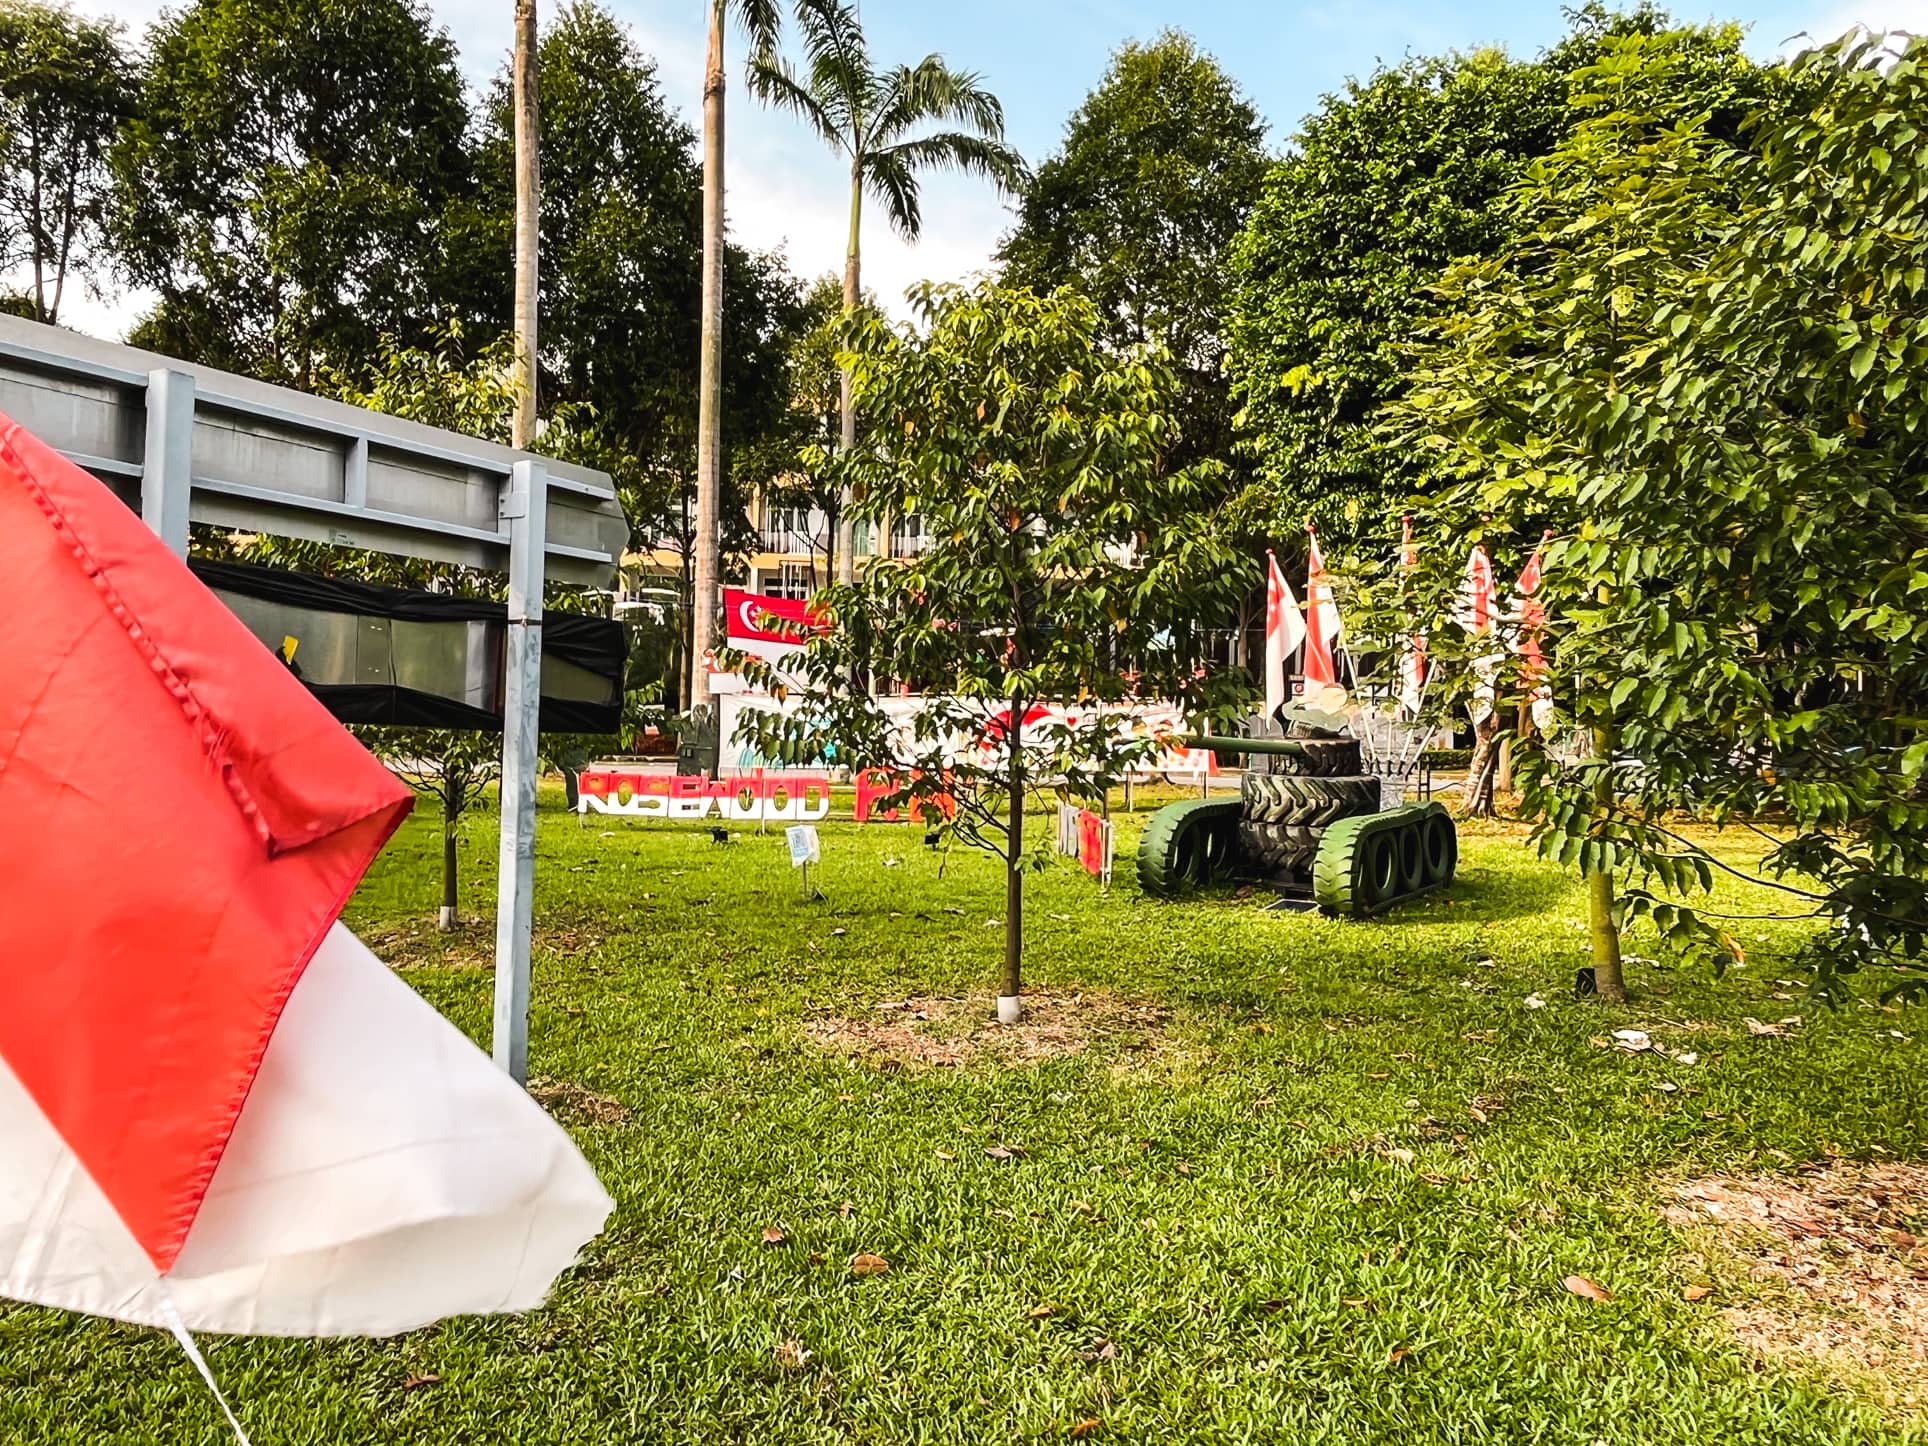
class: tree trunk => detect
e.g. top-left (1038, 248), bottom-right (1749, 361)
top-left (510, 0), bottom-right (540, 451)
top-left (1462, 710), bottom-right (1501, 818)
top-left (691, 1), bottom-right (728, 710)
top-left (835, 163), bottom-right (862, 587)
top-left (1000, 704), bottom-right (1024, 1021)
top-left (440, 793), bottom-right (461, 933)
top-left (1588, 724), bottom-right (1626, 1002)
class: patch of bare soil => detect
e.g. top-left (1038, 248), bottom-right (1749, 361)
top-left (527, 1077), bottom-right (631, 1125)
top-left (362, 921), bottom-right (607, 970)
top-left (1664, 1164), bottom-right (1928, 1413)
top-left (803, 992), bottom-right (1168, 1069)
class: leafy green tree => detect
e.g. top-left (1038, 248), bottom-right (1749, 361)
top-left (110, 0), bottom-right (471, 385)
top-left (732, 283), bottom-right (1248, 1014)
top-left (1391, 31), bottom-right (1927, 1003)
top-left (749, 0), bottom-right (1025, 582)
top-left (998, 31), bottom-right (1268, 483)
top-left (1225, 4), bottom-right (1761, 550)
top-left (0, 2), bottom-right (135, 324)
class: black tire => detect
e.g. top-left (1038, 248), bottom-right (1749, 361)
top-left (1237, 820), bottom-right (1321, 875)
top-left (1240, 774), bottom-right (1379, 829)
top-left (1280, 737), bottom-right (1363, 776)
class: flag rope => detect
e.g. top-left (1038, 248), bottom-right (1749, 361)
top-left (156, 1286), bottom-right (255, 1446)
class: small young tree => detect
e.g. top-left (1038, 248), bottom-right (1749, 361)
top-left (733, 282), bottom-right (1246, 1018)
top-left (382, 730), bottom-right (503, 931)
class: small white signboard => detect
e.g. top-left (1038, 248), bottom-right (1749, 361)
top-left (786, 825), bottom-right (822, 868)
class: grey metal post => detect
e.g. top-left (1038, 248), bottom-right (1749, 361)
top-left (141, 369), bottom-right (195, 558)
top-left (493, 459), bottom-right (547, 1082)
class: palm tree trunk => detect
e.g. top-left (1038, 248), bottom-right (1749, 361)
top-left (510, 0), bottom-right (540, 451)
top-left (835, 162), bottom-right (862, 587)
top-left (691, 0), bottom-right (728, 708)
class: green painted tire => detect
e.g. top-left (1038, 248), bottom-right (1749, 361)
top-left (1136, 798), bottom-right (1243, 898)
top-left (1422, 808), bottom-right (1458, 885)
top-left (1314, 803), bottom-right (1458, 918)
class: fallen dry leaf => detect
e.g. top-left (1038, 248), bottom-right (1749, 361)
top-left (838, 1199), bottom-right (856, 1217)
top-left (850, 1252), bottom-right (890, 1277)
top-left (773, 1338), bottom-right (812, 1371)
top-left (400, 1374), bottom-right (441, 1391)
top-left (1563, 1274), bottom-right (1613, 1302)
top-left (1683, 1284), bottom-right (1713, 1302)
top-left (1024, 1303), bottom-right (1055, 1320)
top-left (1387, 1345), bottom-right (1413, 1366)
top-left (985, 1145), bottom-right (1017, 1161)
top-left (1469, 1106), bottom-right (1489, 1125)
top-left (1387, 1147), bottom-right (1416, 1166)
top-left (935, 1149), bottom-right (956, 1161)
top-left (761, 1226), bottom-right (788, 1246)
top-left (1744, 1017), bottom-right (1784, 1037)
top-left (1071, 1420), bottom-right (1102, 1439)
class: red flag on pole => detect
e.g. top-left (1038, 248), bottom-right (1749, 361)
top-left (1263, 550), bottom-right (1305, 721)
top-left (1303, 526), bottom-right (1342, 693)
top-left (1454, 543), bottom-right (1499, 724)
top-left (1511, 531), bottom-right (1555, 729)
top-left (1397, 515), bottom-right (1427, 716)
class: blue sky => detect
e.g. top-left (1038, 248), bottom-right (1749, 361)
top-left (49, 0), bottom-right (1921, 336)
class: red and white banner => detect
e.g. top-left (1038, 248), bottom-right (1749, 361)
top-left (1397, 516), bottom-right (1427, 717)
top-left (1455, 544), bottom-right (1500, 725)
top-left (1511, 531), bottom-right (1554, 730)
top-left (1263, 550), bottom-right (1305, 722)
top-left (1303, 526), bottom-right (1343, 695)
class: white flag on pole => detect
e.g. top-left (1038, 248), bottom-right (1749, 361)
top-left (1263, 550), bottom-right (1305, 722)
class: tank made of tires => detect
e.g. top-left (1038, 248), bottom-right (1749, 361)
top-left (1135, 782), bottom-right (1456, 918)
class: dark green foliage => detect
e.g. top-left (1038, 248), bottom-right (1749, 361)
top-left (0, 2), bottom-right (135, 324)
top-left (1391, 31), bottom-right (1928, 997)
top-left (111, 0), bottom-right (472, 384)
top-left (998, 31), bottom-right (1269, 482)
top-left (1224, 4), bottom-right (1763, 549)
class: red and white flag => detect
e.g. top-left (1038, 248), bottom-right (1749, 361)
top-left (1397, 516), bottom-right (1427, 717)
top-left (0, 413), bottom-right (610, 1349)
top-left (1511, 531), bottom-right (1555, 730)
top-left (1263, 550), bottom-right (1305, 722)
top-left (1302, 526), bottom-right (1343, 696)
top-left (1454, 543), bottom-right (1500, 724)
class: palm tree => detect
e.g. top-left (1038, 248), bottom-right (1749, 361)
top-left (692, 0), bottom-right (783, 710)
top-left (749, 0), bottom-right (1025, 583)
top-left (510, 0), bottom-right (540, 451)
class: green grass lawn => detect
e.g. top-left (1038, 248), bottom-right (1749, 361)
top-left (5, 786), bottom-right (1926, 1444)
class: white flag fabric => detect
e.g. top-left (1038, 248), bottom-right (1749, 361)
top-left (1455, 544), bottom-right (1500, 726)
top-left (0, 923), bottom-right (613, 1337)
top-left (1397, 516), bottom-right (1427, 717)
top-left (1263, 550), bottom-right (1305, 722)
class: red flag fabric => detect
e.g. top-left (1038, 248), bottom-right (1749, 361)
top-left (1511, 531), bottom-right (1555, 728)
top-left (0, 413), bottom-right (413, 1271)
top-left (1263, 550), bottom-right (1305, 720)
top-left (1454, 544), bottom-right (1500, 724)
top-left (1303, 527), bottom-right (1342, 691)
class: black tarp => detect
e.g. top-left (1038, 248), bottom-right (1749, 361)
top-left (190, 559), bottom-right (625, 735)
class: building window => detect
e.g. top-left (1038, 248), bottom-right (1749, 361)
top-left (890, 514), bottom-right (927, 558)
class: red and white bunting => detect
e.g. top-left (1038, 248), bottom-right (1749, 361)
top-left (1511, 531), bottom-right (1555, 730)
top-left (1397, 516), bottom-right (1427, 717)
top-left (1455, 544), bottom-right (1500, 724)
